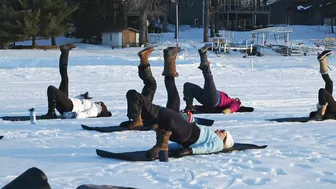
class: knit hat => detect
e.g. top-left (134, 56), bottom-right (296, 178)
top-left (97, 101), bottom-right (112, 117)
top-left (224, 130), bottom-right (234, 149)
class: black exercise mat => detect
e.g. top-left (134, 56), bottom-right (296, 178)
top-left (192, 106), bottom-right (254, 114)
top-left (82, 116), bottom-right (214, 133)
top-left (1, 115), bottom-right (60, 122)
top-left (194, 117), bottom-right (214, 126)
top-left (266, 117), bottom-right (311, 123)
top-left (237, 106), bottom-right (254, 113)
top-left (77, 184), bottom-right (136, 189)
top-left (82, 125), bottom-right (152, 133)
top-left (96, 143), bottom-right (267, 162)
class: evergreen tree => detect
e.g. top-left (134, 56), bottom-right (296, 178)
top-left (40, 0), bottom-right (78, 45)
top-left (1, 0), bottom-right (78, 48)
top-left (19, 0), bottom-right (42, 47)
top-left (0, 0), bottom-right (27, 48)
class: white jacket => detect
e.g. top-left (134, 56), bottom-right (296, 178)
top-left (69, 96), bottom-right (102, 118)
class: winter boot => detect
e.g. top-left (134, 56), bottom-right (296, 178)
top-left (313, 103), bottom-right (328, 121)
top-left (127, 114), bottom-right (144, 130)
top-left (41, 111), bottom-right (57, 119)
top-left (162, 47), bottom-right (180, 77)
top-left (60, 43), bottom-right (76, 52)
top-left (318, 50), bottom-right (332, 74)
top-left (146, 128), bottom-right (172, 159)
top-left (41, 99), bottom-right (57, 119)
top-left (138, 47), bottom-right (155, 67)
top-left (198, 46), bottom-right (211, 70)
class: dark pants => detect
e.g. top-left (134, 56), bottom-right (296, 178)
top-left (158, 108), bottom-right (199, 147)
top-left (47, 50), bottom-right (73, 114)
top-left (126, 66), bottom-right (157, 122)
top-left (183, 66), bottom-right (218, 108)
top-left (139, 67), bottom-right (157, 102)
top-left (318, 74), bottom-right (336, 114)
top-left (165, 76), bottom-right (180, 112)
top-left (126, 89), bottom-right (161, 125)
top-left (126, 68), bottom-right (180, 123)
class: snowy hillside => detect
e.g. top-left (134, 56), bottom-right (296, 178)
top-left (0, 25), bottom-right (335, 189)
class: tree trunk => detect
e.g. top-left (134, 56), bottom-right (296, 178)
top-left (215, 11), bottom-right (219, 33)
top-left (331, 17), bottom-right (335, 33)
top-left (163, 12), bottom-right (168, 32)
top-left (32, 36), bottom-right (37, 48)
top-left (174, 3), bottom-right (179, 39)
top-left (214, 0), bottom-right (219, 34)
top-left (203, 0), bottom-right (209, 42)
top-left (138, 15), bottom-right (147, 47)
top-left (51, 37), bottom-right (56, 46)
top-left (210, 14), bottom-right (214, 37)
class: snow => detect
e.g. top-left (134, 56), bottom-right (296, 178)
top-left (1, 25), bottom-right (336, 189)
top-left (297, 5), bottom-right (312, 11)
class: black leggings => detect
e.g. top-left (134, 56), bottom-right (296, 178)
top-left (126, 89), bottom-right (161, 123)
top-left (318, 74), bottom-right (336, 114)
top-left (47, 50), bottom-right (73, 114)
top-left (158, 108), bottom-right (199, 146)
top-left (165, 76), bottom-right (180, 111)
top-left (47, 86), bottom-right (73, 114)
top-left (126, 74), bottom-right (180, 120)
top-left (183, 67), bottom-right (218, 108)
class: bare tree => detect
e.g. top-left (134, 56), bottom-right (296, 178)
top-left (125, 0), bottom-right (168, 46)
top-left (203, 0), bottom-right (210, 42)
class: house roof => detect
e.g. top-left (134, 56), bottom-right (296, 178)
top-left (103, 27), bottom-right (139, 33)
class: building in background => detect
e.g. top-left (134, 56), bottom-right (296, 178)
top-left (270, 0), bottom-right (323, 25)
top-left (168, 0), bottom-right (271, 31)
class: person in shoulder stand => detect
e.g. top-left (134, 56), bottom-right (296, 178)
top-left (310, 50), bottom-right (336, 121)
top-left (41, 44), bottom-right (112, 119)
top-left (183, 46), bottom-right (251, 114)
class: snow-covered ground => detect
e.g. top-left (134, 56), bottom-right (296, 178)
top-left (0, 25), bottom-right (336, 189)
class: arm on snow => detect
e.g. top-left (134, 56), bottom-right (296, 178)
top-left (74, 92), bottom-right (92, 100)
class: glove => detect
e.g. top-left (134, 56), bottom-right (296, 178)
top-left (80, 92), bottom-right (92, 99)
top-left (172, 148), bottom-right (193, 158)
top-left (222, 108), bottom-right (231, 114)
top-left (62, 112), bottom-right (77, 119)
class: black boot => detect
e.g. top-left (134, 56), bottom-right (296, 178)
top-left (60, 43), bottom-right (76, 52)
top-left (42, 98), bottom-right (57, 119)
top-left (317, 50), bottom-right (332, 61)
top-left (312, 103), bottom-right (328, 121)
top-left (41, 111), bottom-right (57, 119)
top-left (198, 46), bottom-right (211, 70)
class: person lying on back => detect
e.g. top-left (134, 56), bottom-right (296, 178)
top-left (41, 44), bottom-right (112, 119)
